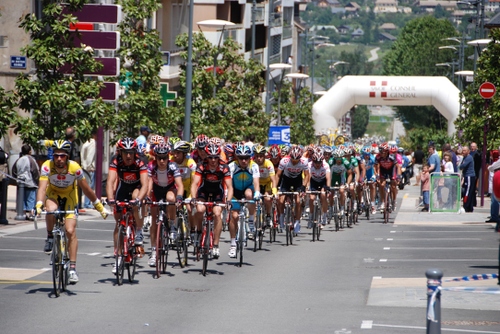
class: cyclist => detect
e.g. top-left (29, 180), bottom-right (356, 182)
top-left (171, 140), bottom-right (197, 244)
top-left (191, 142), bottom-right (233, 259)
top-left (36, 140), bottom-right (107, 284)
top-left (253, 144), bottom-right (278, 226)
top-left (276, 145), bottom-right (310, 234)
top-left (228, 144), bottom-right (260, 257)
top-left (330, 149), bottom-right (347, 215)
top-left (192, 134), bottom-right (209, 164)
top-left (147, 143), bottom-right (184, 267)
top-left (343, 146), bottom-right (360, 213)
top-left (374, 142), bottom-right (401, 211)
top-left (106, 138), bottom-right (149, 273)
top-left (307, 150), bottom-right (331, 226)
top-left (361, 146), bottom-right (377, 215)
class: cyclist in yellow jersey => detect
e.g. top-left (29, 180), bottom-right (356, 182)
top-left (36, 140), bottom-right (107, 284)
top-left (253, 145), bottom-right (277, 226)
top-left (171, 141), bottom-right (197, 237)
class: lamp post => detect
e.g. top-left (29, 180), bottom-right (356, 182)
top-left (308, 35), bottom-right (329, 94)
top-left (269, 63), bottom-right (292, 125)
top-left (197, 19), bottom-right (235, 98)
top-left (327, 60), bottom-right (349, 88)
top-left (285, 72), bottom-right (309, 105)
top-left (435, 62), bottom-right (459, 85)
top-left (183, 0), bottom-right (194, 141)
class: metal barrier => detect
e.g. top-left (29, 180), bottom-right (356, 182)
top-left (430, 172), bottom-right (461, 213)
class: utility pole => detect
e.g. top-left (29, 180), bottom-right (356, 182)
top-left (265, 0), bottom-right (274, 114)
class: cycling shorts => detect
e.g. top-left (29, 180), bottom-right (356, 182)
top-left (279, 175), bottom-right (302, 192)
top-left (260, 181), bottom-right (273, 194)
top-left (309, 179), bottom-right (327, 191)
top-left (115, 182), bottom-right (141, 202)
top-left (151, 182), bottom-right (176, 202)
top-left (197, 187), bottom-right (224, 203)
top-left (380, 167), bottom-right (397, 181)
top-left (46, 188), bottom-right (78, 220)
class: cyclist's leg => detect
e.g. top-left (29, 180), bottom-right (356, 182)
top-left (131, 188), bottom-right (143, 230)
top-left (43, 196), bottom-right (58, 252)
top-left (149, 205), bottom-right (159, 248)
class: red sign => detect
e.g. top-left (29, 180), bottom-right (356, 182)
top-left (70, 31), bottom-right (120, 50)
top-left (62, 4), bottom-right (123, 25)
top-left (479, 82), bottom-right (496, 99)
top-left (59, 57), bottom-right (120, 77)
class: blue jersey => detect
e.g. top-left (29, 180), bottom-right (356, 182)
top-left (363, 154), bottom-right (376, 181)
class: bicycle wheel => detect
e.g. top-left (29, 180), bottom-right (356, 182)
top-left (312, 202), bottom-right (317, 242)
top-left (176, 214), bottom-right (188, 268)
top-left (284, 206), bottom-right (290, 246)
top-left (333, 197), bottom-right (340, 232)
top-left (61, 235), bottom-right (69, 291)
top-left (127, 224), bottom-right (137, 283)
top-left (384, 191), bottom-right (390, 224)
top-left (51, 234), bottom-right (62, 297)
top-left (253, 207), bottom-right (261, 252)
top-left (238, 217), bottom-right (245, 267)
top-left (345, 197), bottom-right (352, 228)
top-left (201, 222), bottom-right (210, 276)
top-left (116, 225), bottom-right (125, 285)
top-left (155, 219), bottom-right (163, 278)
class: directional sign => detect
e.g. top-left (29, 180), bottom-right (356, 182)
top-left (478, 81), bottom-right (496, 99)
top-left (97, 82), bottom-right (120, 101)
top-left (59, 57), bottom-right (120, 77)
top-left (70, 31), bottom-right (120, 50)
top-left (62, 4), bottom-right (123, 24)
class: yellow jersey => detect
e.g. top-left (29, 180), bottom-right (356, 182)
top-left (177, 157), bottom-right (196, 198)
top-left (257, 159), bottom-right (275, 185)
top-left (40, 160), bottom-right (85, 195)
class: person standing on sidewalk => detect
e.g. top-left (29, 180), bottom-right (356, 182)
top-left (412, 145), bottom-right (424, 186)
top-left (81, 130), bottom-right (97, 209)
top-left (487, 149), bottom-right (500, 226)
top-left (420, 165), bottom-right (430, 212)
top-left (459, 146), bottom-right (476, 213)
top-left (12, 144), bottom-right (39, 220)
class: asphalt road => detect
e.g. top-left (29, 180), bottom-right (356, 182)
top-left (0, 182), bottom-right (499, 334)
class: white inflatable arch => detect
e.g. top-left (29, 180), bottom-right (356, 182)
top-left (312, 76), bottom-right (460, 136)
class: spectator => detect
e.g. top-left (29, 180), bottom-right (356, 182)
top-left (81, 130), bottom-right (97, 209)
top-left (245, 134), bottom-right (255, 150)
top-left (412, 145), bottom-right (424, 186)
top-left (12, 144), bottom-right (40, 220)
top-left (487, 148), bottom-right (500, 224)
top-left (420, 165), bottom-right (430, 212)
top-left (65, 126), bottom-right (81, 164)
top-left (459, 146), bottom-right (476, 212)
top-left (0, 145), bottom-right (8, 181)
top-left (427, 144), bottom-right (441, 173)
top-left (456, 146), bottom-right (464, 169)
top-left (136, 125), bottom-right (152, 155)
top-left (442, 143), bottom-right (457, 173)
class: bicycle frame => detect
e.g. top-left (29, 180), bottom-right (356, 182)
top-left (195, 201), bottom-right (225, 276)
top-left (232, 199), bottom-right (256, 267)
top-left (306, 190), bottom-right (323, 242)
top-left (114, 201), bottom-right (141, 285)
top-left (278, 191), bottom-right (299, 246)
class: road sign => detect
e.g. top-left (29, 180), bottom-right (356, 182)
top-left (97, 82), bottom-right (120, 101)
top-left (70, 31), bottom-right (120, 50)
top-left (62, 4), bottom-right (123, 24)
top-left (59, 57), bottom-right (120, 77)
top-left (268, 126), bottom-right (290, 145)
top-left (478, 82), bottom-right (496, 99)
top-left (10, 56), bottom-right (26, 69)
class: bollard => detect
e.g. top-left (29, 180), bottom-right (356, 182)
top-left (0, 178), bottom-right (9, 224)
top-left (426, 268), bottom-right (443, 334)
top-left (14, 182), bottom-right (26, 221)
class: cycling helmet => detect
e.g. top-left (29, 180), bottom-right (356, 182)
top-left (397, 147), bottom-right (404, 154)
top-left (173, 140), bottom-right (191, 153)
top-left (281, 145), bottom-right (291, 156)
top-left (312, 151), bottom-right (324, 162)
top-left (116, 137), bottom-right (137, 150)
top-left (253, 144), bottom-right (267, 155)
top-left (268, 145), bottom-right (281, 159)
top-left (52, 140), bottom-right (72, 154)
top-left (224, 143), bottom-right (235, 155)
top-left (169, 136), bottom-right (181, 146)
top-left (209, 137), bottom-right (222, 147)
top-left (362, 146), bottom-right (371, 156)
top-left (289, 146), bottom-right (303, 160)
top-left (195, 134), bottom-right (209, 149)
top-left (154, 143), bottom-right (170, 155)
top-left (235, 145), bottom-right (252, 157)
top-left (323, 146), bottom-right (333, 155)
top-left (149, 135), bottom-right (164, 145)
top-left (379, 142), bottom-right (389, 151)
top-left (205, 142), bottom-right (221, 157)
top-left (389, 145), bottom-right (398, 154)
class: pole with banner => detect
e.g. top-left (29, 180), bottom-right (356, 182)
top-left (268, 126), bottom-right (291, 145)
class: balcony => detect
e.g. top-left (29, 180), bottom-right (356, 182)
top-left (269, 53), bottom-right (281, 64)
top-left (283, 25), bottom-right (292, 39)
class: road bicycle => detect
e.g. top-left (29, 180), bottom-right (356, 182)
top-left (194, 200), bottom-right (225, 276)
top-left (362, 181), bottom-right (374, 220)
top-left (345, 186), bottom-right (355, 228)
top-left (381, 178), bottom-right (395, 224)
top-left (263, 194), bottom-right (278, 243)
top-left (36, 197), bottom-right (76, 297)
top-left (330, 184), bottom-right (343, 232)
top-left (253, 199), bottom-right (264, 252)
top-left (114, 200), bottom-right (144, 285)
top-left (279, 189), bottom-right (300, 246)
top-left (232, 199), bottom-right (256, 267)
top-left (145, 200), bottom-right (189, 278)
top-left (306, 190), bottom-right (324, 242)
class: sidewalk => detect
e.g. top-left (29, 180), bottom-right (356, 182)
top-left (0, 184), bottom-right (101, 232)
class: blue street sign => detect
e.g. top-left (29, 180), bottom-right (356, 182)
top-left (268, 126), bottom-right (291, 145)
top-left (10, 56), bottom-right (26, 69)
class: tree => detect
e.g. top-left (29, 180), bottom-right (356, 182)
top-left (382, 16), bottom-right (458, 131)
top-left (15, 0), bottom-right (115, 146)
top-left (172, 33), bottom-right (270, 142)
top-left (351, 105), bottom-right (369, 139)
top-left (273, 81), bottom-right (316, 145)
top-left (0, 87), bottom-right (18, 138)
top-left (455, 29), bottom-right (500, 149)
top-left (115, 0), bottom-right (166, 139)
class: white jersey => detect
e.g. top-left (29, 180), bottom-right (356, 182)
top-left (278, 157), bottom-right (308, 178)
top-left (308, 160), bottom-right (330, 182)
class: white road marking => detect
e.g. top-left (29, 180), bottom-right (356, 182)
top-left (379, 259), bottom-right (497, 262)
top-left (372, 276), bottom-right (382, 279)
top-left (372, 323), bottom-right (500, 333)
top-left (390, 231), bottom-right (396, 233)
top-left (360, 320), bottom-right (373, 329)
top-left (383, 247), bottom-right (390, 250)
top-left (379, 259), bottom-right (387, 262)
top-left (387, 238), bottom-right (393, 241)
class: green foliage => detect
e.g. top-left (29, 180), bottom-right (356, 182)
top-left (115, 0), bottom-right (165, 139)
top-left (382, 16), bottom-right (458, 130)
top-left (172, 33), bottom-right (269, 142)
top-left (15, 0), bottom-right (115, 146)
top-left (455, 29), bottom-right (500, 149)
top-left (0, 87), bottom-right (19, 137)
top-left (351, 105), bottom-right (369, 139)
top-left (398, 127), bottom-right (452, 151)
top-left (272, 81), bottom-right (316, 145)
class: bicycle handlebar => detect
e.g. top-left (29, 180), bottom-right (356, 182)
top-left (33, 209), bottom-right (79, 230)
top-left (144, 200), bottom-right (191, 206)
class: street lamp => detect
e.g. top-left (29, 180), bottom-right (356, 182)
top-left (286, 72), bottom-right (309, 106)
top-left (197, 19), bottom-right (235, 98)
top-left (183, 0), bottom-right (194, 141)
top-left (327, 60), bottom-right (349, 87)
top-left (269, 63), bottom-right (292, 125)
top-left (304, 35), bottom-right (329, 94)
top-left (436, 62), bottom-right (459, 84)
top-left (467, 38), bottom-right (491, 72)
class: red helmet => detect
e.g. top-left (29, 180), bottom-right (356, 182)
top-left (116, 137), bottom-right (137, 150)
top-left (205, 143), bottom-right (221, 157)
top-left (390, 145), bottom-right (398, 154)
top-left (311, 151), bottom-right (324, 162)
top-left (268, 144), bottom-right (281, 159)
top-left (195, 134), bottom-right (209, 149)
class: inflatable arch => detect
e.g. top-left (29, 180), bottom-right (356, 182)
top-left (312, 76), bottom-right (460, 136)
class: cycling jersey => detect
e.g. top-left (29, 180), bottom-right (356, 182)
top-left (278, 157), bottom-right (308, 179)
top-left (109, 153), bottom-right (148, 201)
top-left (363, 154), bottom-right (376, 181)
top-left (308, 160), bottom-right (330, 190)
top-left (195, 161), bottom-right (231, 201)
top-left (375, 153), bottom-right (398, 180)
top-left (40, 160), bottom-right (85, 218)
top-left (257, 159), bottom-right (275, 185)
top-left (330, 161), bottom-right (347, 186)
top-left (342, 156), bottom-right (358, 170)
top-left (229, 160), bottom-right (260, 199)
top-left (176, 157), bottom-right (196, 198)
top-left (148, 160), bottom-right (181, 188)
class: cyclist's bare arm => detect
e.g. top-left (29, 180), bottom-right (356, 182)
top-left (302, 170), bottom-right (310, 189)
top-left (174, 176), bottom-right (184, 197)
top-left (253, 176), bottom-right (260, 194)
top-left (190, 173), bottom-right (201, 201)
top-left (106, 169), bottom-right (118, 202)
top-left (225, 177), bottom-right (234, 202)
top-left (36, 179), bottom-right (49, 204)
top-left (77, 177), bottom-right (99, 202)
top-left (137, 172), bottom-right (149, 201)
